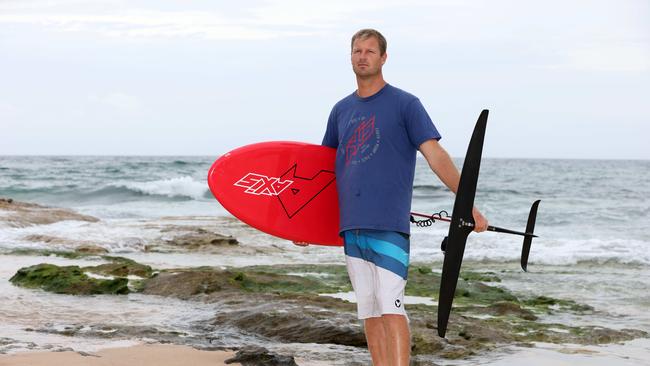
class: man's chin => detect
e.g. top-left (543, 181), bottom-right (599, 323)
top-left (354, 70), bottom-right (379, 79)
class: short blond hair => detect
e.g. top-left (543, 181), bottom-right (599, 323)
top-left (351, 29), bottom-right (387, 56)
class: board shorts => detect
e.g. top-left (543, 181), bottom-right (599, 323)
top-left (343, 229), bottom-right (410, 319)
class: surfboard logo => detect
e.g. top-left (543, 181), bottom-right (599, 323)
top-left (234, 173), bottom-right (294, 196)
top-left (276, 164), bottom-right (336, 219)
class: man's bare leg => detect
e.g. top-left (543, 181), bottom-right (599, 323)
top-left (364, 317), bottom-right (388, 365)
top-left (382, 314), bottom-right (410, 366)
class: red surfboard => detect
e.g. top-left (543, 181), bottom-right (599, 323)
top-left (207, 141), bottom-right (343, 246)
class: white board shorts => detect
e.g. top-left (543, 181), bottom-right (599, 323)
top-left (343, 230), bottom-right (409, 320)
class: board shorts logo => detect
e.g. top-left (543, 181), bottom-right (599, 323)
top-left (234, 173), bottom-right (294, 196)
top-left (345, 115), bottom-right (380, 165)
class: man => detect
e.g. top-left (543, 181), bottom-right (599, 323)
top-left (298, 29), bottom-right (488, 366)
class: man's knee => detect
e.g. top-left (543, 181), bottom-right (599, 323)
top-left (381, 313), bottom-right (410, 332)
top-left (381, 313), bottom-right (408, 322)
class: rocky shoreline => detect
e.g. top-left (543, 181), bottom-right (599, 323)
top-left (2, 198), bottom-right (649, 365)
top-left (0, 198), bottom-right (99, 228)
top-left (6, 250), bottom-right (647, 363)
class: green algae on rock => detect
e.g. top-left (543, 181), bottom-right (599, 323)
top-left (405, 266), bottom-right (514, 305)
top-left (142, 267), bottom-right (348, 299)
top-left (4, 249), bottom-right (153, 278)
top-left (9, 263), bottom-right (129, 295)
top-left (9, 256), bottom-right (154, 295)
top-left (92, 256), bottom-right (153, 278)
top-left (523, 295), bottom-right (595, 313)
top-left (460, 271), bottom-right (501, 283)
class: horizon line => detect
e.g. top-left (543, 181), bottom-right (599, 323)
top-left (1, 154), bottom-right (648, 162)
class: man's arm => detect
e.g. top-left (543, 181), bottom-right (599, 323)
top-left (418, 139), bottom-right (488, 232)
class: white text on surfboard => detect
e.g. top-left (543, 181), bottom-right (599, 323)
top-left (233, 173), bottom-right (294, 196)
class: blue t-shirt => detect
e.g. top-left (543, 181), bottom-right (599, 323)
top-left (322, 84), bottom-right (441, 235)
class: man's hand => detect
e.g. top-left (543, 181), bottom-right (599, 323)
top-left (292, 241), bottom-right (309, 247)
top-left (472, 207), bottom-right (488, 232)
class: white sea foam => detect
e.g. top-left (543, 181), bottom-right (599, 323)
top-left (77, 200), bottom-right (226, 220)
top-left (410, 230), bottom-right (650, 266)
top-left (112, 176), bottom-right (209, 200)
top-left (453, 339), bottom-right (650, 366)
top-left (0, 219), bottom-right (158, 253)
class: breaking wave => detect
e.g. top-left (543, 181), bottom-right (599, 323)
top-left (110, 176), bottom-right (210, 201)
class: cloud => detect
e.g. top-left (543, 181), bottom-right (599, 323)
top-left (0, 11), bottom-right (277, 40)
top-left (0, 0), bottom-right (409, 40)
top-left (0, 1), bottom-right (374, 40)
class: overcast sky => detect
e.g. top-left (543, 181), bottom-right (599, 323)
top-left (1, 0), bottom-right (648, 159)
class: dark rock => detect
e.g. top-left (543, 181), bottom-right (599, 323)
top-left (23, 234), bottom-right (108, 254)
top-left (53, 347), bottom-right (75, 353)
top-left (405, 267), bottom-right (513, 304)
top-left (7, 248), bottom-right (87, 259)
top-left (164, 231), bottom-right (238, 248)
top-left (76, 245), bottom-right (109, 254)
top-left (141, 268), bottom-right (342, 299)
top-left (77, 351), bottom-right (100, 357)
top-left (213, 304), bottom-right (366, 347)
top-left (225, 346), bottom-right (298, 366)
top-left (21, 236), bottom-right (109, 254)
top-left (145, 226), bottom-right (239, 252)
top-left (411, 332), bottom-right (446, 354)
top-left (571, 327), bottom-right (647, 345)
top-left (486, 301), bottom-right (538, 320)
top-left (142, 271), bottom-right (228, 298)
top-left (90, 256), bottom-right (153, 278)
top-left (523, 295), bottom-right (594, 313)
top-left (141, 267), bottom-right (364, 347)
top-left (460, 271), bottom-right (501, 283)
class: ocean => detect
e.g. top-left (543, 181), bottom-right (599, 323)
top-left (1, 156), bottom-right (649, 365)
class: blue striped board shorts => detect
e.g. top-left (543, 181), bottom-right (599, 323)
top-left (343, 229), bottom-right (409, 319)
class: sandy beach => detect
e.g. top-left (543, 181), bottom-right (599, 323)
top-left (0, 344), bottom-right (239, 366)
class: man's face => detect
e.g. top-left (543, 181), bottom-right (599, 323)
top-left (351, 36), bottom-right (387, 79)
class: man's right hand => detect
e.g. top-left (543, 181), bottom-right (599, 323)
top-left (472, 207), bottom-right (488, 232)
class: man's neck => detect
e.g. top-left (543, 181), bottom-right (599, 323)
top-left (356, 76), bottom-right (387, 98)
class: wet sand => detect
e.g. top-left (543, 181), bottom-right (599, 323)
top-left (0, 344), bottom-right (240, 366)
